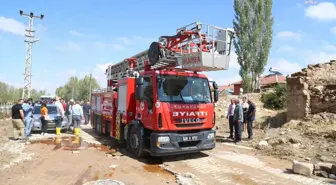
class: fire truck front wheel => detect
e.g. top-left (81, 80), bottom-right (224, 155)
top-left (128, 124), bottom-right (146, 158)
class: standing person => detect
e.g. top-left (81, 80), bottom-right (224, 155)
top-left (226, 99), bottom-right (236, 140)
top-left (242, 97), bottom-right (249, 134)
top-left (40, 102), bottom-right (48, 135)
top-left (22, 98), bottom-right (34, 137)
top-left (83, 101), bottom-right (91, 125)
top-left (233, 99), bottom-right (243, 144)
top-left (71, 100), bottom-right (84, 135)
top-left (61, 98), bottom-right (67, 112)
top-left (11, 99), bottom-right (25, 140)
top-left (66, 100), bottom-right (74, 132)
top-left (54, 96), bottom-right (65, 135)
top-left (247, 100), bottom-right (256, 140)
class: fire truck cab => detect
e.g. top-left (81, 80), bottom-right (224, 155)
top-left (90, 22), bottom-right (235, 157)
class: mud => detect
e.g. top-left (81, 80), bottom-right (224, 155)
top-left (143, 164), bottom-right (173, 176)
top-left (29, 136), bottom-right (118, 154)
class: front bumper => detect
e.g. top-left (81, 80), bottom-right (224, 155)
top-left (148, 129), bottom-right (215, 157)
top-left (31, 120), bottom-right (69, 131)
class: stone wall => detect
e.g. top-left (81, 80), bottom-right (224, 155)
top-left (286, 60), bottom-right (336, 121)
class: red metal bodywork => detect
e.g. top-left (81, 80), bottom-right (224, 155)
top-left (91, 69), bottom-right (214, 139)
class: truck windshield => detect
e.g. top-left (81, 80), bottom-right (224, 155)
top-left (156, 75), bottom-right (211, 103)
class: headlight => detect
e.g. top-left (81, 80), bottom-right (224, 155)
top-left (157, 136), bottom-right (170, 143)
top-left (208, 133), bottom-right (215, 139)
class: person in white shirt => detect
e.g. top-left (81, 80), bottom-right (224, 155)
top-left (54, 96), bottom-right (65, 129)
top-left (242, 97), bottom-right (249, 134)
top-left (71, 100), bottom-right (84, 129)
top-left (226, 99), bottom-right (236, 139)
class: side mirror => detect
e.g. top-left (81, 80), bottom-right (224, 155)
top-left (136, 76), bottom-right (144, 85)
top-left (135, 85), bottom-right (144, 100)
top-left (212, 81), bottom-right (218, 89)
top-left (214, 89), bottom-right (219, 102)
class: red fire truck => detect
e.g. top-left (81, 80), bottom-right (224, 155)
top-left (90, 22), bottom-right (235, 157)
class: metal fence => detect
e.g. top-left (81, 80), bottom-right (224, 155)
top-left (0, 103), bottom-right (13, 115)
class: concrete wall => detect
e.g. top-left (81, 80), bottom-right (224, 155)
top-left (286, 60), bottom-right (336, 121)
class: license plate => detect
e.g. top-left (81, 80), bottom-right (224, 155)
top-left (182, 136), bottom-right (198, 142)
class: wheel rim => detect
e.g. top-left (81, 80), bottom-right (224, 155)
top-left (130, 133), bottom-right (139, 149)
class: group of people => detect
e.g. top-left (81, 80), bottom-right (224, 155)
top-left (226, 97), bottom-right (256, 144)
top-left (10, 96), bottom-right (91, 140)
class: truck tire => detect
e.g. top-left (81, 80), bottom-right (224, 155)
top-left (127, 124), bottom-right (146, 158)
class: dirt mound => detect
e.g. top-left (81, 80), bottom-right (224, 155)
top-left (215, 93), bottom-right (336, 164)
top-left (253, 113), bottom-right (336, 163)
top-left (0, 120), bottom-right (34, 171)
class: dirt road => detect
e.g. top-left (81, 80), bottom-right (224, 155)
top-left (0, 121), bottom-right (333, 185)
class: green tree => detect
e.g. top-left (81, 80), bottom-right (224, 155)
top-left (55, 75), bottom-right (100, 101)
top-left (233, 0), bottom-right (274, 92)
top-left (261, 83), bottom-right (287, 109)
top-left (0, 81), bottom-right (47, 103)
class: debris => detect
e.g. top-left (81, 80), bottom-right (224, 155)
top-left (256, 141), bottom-right (269, 150)
top-left (83, 179), bottom-right (125, 185)
top-left (288, 137), bottom-right (300, 144)
top-left (72, 151), bottom-right (80, 154)
top-left (175, 173), bottom-right (201, 185)
top-left (109, 164), bottom-right (118, 169)
top-left (314, 170), bottom-right (329, 178)
top-left (159, 164), bottom-right (177, 175)
top-left (292, 160), bottom-right (314, 176)
top-left (106, 154), bottom-right (112, 158)
top-left (331, 165), bottom-right (336, 175)
top-left (314, 162), bottom-right (332, 172)
top-left (25, 141), bottom-right (31, 145)
top-left (331, 129), bottom-right (336, 138)
top-left (329, 174), bottom-right (336, 180)
top-left (182, 172), bottom-right (195, 179)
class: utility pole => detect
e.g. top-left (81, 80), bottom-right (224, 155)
top-left (19, 10), bottom-right (44, 99)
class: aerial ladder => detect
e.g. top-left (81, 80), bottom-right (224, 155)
top-left (105, 22), bottom-right (235, 87)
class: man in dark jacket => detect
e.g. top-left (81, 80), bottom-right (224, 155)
top-left (247, 100), bottom-right (256, 140)
top-left (233, 99), bottom-right (243, 144)
top-left (83, 101), bottom-right (91, 125)
top-left (11, 99), bottom-right (26, 140)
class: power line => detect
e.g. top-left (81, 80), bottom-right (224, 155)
top-left (19, 10), bottom-right (44, 99)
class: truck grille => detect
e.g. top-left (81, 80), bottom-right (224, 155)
top-left (175, 123), bottom-right (203, 128)
top-left (178, 141), bottom-right (200, 148)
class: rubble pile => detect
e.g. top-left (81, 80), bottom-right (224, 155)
top-left (291, 160), bottom-right (336, 180)
top-left (287, 60), bottom-right (336, 120)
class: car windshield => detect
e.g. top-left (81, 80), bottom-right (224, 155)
top-left (156, 75), bottom-right (211, 103)
top-left (34, 106), bottom-right (58, 114)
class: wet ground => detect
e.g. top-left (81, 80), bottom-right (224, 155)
top-left (0, 123), bottom-right (334, 185)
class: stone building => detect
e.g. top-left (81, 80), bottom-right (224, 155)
top-left (286, 60), bottom-right (336, 121)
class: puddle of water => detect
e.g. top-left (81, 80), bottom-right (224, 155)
top-left (143, 164), bottom-right (172, 176)
top-left (231, 174), bottom-right (259, 185)
top-left (29, 136), bottom-right (118, 154)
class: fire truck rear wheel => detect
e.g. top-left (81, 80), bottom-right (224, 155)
top-left (128, 124), bottom-right (146, 158)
